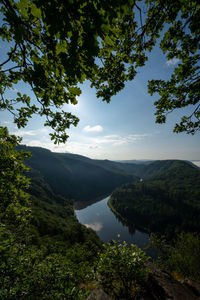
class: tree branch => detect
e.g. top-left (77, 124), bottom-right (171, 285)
top-left (0, 43), bottom-right (18, 67)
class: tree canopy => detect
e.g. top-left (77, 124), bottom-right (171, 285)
top-left (0, 126), bottom-right (31, 236)
top-left (0, 0), bottom-right (199, 142)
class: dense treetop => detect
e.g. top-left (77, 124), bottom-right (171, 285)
top-left (109, 160), bottom-right (200, 237)
top-left (0, 0), bottom-right (199, 142)
top-left (0, 127), bottom-right (103, 298)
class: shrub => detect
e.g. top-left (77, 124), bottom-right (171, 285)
top-left (96, 240), bottom-right (149, 299)
top-left (168, 232), bottom-right (200, 280)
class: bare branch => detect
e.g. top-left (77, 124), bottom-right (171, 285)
top-left (0, 43), bottom-right (18, 67)
top-left (0, 65), bottom-right (22, 72)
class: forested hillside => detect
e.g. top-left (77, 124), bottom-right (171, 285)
top-left (28, 169), bottom-right (101, 249)
top-left (18, 145), bottom-right (138, 201)
top-left (109, 160), bottom-right (200, 237)
top-left (1, 128), bottom-right (102, 299)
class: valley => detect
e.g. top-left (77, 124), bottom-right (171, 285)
top-left (2, 142), bottom-right (200, 299)
top-left (20, 145), bottom-right (200, 241)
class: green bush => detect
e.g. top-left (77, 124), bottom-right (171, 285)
top-left (96, 240), bottom-right (149, 299)
top-left (168, 232), bottom-right (200, 280)
top-left (151, 232), bottom-right (200, 281)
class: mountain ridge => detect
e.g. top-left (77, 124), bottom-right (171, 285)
top-left (18, 145), bottom-right (138, 201)
top-left (18, 145), bottom-right (199, 206)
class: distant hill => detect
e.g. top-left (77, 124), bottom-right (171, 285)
top-left (115, 159), bottom-right (200, 179)
top-left (18, 145), bottom-right (138, 201)
top-left (109, 160), bottom-right (200, 237)
top-left (18, 146), bottom-right (200, 221)
top-left (115, 159), bottom-right (153, 165)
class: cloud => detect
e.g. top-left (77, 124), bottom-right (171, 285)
top-left (166, 58), bottom-right (180, 67)
top-left (83, 125), bottom-right (103, 133)
top-left (192, 161), bottom-right (200, 168)
top-left (12, 128), bottom-right (49, 137)
top-left (1, 121), bottom-right (11, 125)
top-left (51, 133), bottom-right (150, 155)
top-left (27, 140), bottom-right (45, 147)
top-left (84, 222), bottom-right (103, 231)
top-left (26, 138), bottom-right (58, 152)
top-left (25, 139), bottom-right (96, 156)
top-left (21, 131), bottom-right (151, 160)
top-left (92, 133), bottom-right (150, 146)
top-left (12, 130), bottom-right (36, 136)
top-left (53, 141), bottom-right (92, 153)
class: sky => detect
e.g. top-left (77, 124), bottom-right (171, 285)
top-left (0, 34), bottom-right (200, 161)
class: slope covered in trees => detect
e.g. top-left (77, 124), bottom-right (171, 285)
top-left (0, 127), bottom-right (102, 298)
top-left (28, 171), bottom-right (102, 249)
top-left (18, 145), bottom-right (139, 201)
top-left (109, 160), bottom-right (200, 237)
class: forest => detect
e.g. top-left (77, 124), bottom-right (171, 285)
top-left (1, 127), bottom-right (104, 299)
top-left (1, 130), bottom-right (200, 299)
top-left (18, 145), bottom-right (137, 201)
top-left (109, 160), bottom-right (200, 237)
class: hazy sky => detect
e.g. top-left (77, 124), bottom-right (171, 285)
top-left (1, 37), bottom-right (200, 160)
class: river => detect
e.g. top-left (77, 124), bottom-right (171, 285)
top-left (75, 196), bottom-right (155, 257)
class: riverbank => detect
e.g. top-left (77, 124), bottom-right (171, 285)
top-left (108, 197), bottom-right (151, 235)
top-left (75, 195), bottom-right (151, 249)
top-left (107, 197), bottom-right (128, 225)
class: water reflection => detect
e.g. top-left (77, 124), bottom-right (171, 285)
top-left (75, 195), bottom-right (157, 258)
top-left (75, 196), bottom-right (148, 246)
top-left (112, 209), bottom-right (149, 237)
top-left (73, 194), bottom-right (110, 210)
top-left (84, 222), bottom-right (103, 231)
top-left (128, 223), bottom-right (136, 236)
top-left (109, 208), bottom-right (136, 236)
